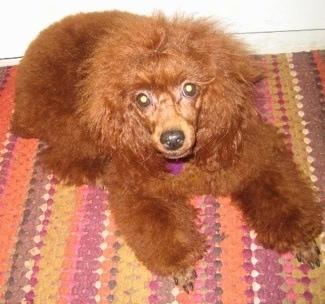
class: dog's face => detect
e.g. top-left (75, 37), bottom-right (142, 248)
top-left (80, 13), bottom-right (259, 164)
top-left (121, 47), bottom-right (215, 160)
top-left (131, 80), bottom-right (202, 159)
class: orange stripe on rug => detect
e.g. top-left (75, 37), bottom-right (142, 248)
top-left (218, 196), bottom-right (247, 304)
top-left (0, 137), bottom-right (38, 289)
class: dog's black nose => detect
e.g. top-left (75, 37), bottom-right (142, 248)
top-left (160, 130), bottom-right (185, 151)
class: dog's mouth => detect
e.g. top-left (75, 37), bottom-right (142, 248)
top-left (163, 147), bottom-right (193, 160)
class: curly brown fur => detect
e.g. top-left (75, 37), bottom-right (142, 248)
top-left (11, 11), bottom-right (323, 290)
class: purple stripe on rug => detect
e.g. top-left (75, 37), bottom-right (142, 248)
top-left (0, 67), bottom-right (10, 87)
top-left (254, 249), bottom-right (284, 301)
top-left (151, 275), bottom-right (177, 304)
top-left (4, 143), bottom-right (55, 303)
top-left (253, 57), bottom-right (275, 122)
top-left (106, 232), bottom-right (123, 303)
top-left (242, 225), bottom-right (254, 303)
top-left (292, 52), bottom-right (325, 200)
top-left (200, 195), bottom-right (224, 303)
top-left (0, 134), bottom-right (17, 201)
top-left (71, 185), bottom-right (107, 304)
top-left (242, 228), bottom-right (285, 304)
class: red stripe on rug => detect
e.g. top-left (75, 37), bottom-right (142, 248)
top-left (0, 67), bottom-right (16, 146)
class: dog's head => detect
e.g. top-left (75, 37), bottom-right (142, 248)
top-left (78, 12), bottom-right (260, 167)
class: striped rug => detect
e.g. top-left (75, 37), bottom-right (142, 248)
top-left (0, 50), bottom-right (324, 304)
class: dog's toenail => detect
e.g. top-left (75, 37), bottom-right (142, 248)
top-left (316, 259), bottom-right (321, 267)
top-left (183, 285), bottom-right (189, 294)
top-left (296, 254), bottom-right (302, 262)
top-left (189, 282), bottom-right (194, 291)
top-left (174, 277), bottom-right (178, 285)
top-left (315, 245), bottom-right (321, 255)
top-left (192, 269), bottom-right (197, 278)
top-left (309, 262), bottom-right (315, 269)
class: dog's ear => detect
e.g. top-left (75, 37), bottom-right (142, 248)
top-left (77, 90), bottom-right (120, 152)
top-left (194, 52), bottom-right (261, 169)
top-left (75, 59), bottom-right (125, 155)
top-left (76, 64), bottom-right (158, 164)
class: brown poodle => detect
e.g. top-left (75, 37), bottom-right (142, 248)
top-left (11, 11), bottom-right (323, 291)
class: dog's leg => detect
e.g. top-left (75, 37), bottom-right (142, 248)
top-left (108, 190), bottom-right (206, 291)
top-left (231, 161), bottom-right (323, 268)
top-left (38, 146), bottom-right (108, 185)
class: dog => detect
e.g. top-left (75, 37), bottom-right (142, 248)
top-left (11, 10), bottom-right (323, 292)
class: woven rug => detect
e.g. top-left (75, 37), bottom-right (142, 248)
top-left (0, 51), bottom-right (325, 304)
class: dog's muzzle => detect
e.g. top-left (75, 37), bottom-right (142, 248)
top-left (160, 130), bottom-right (185, 151)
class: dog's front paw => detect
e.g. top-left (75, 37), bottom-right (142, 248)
top-left (173, 268), bottom-right (198, 293)
top-left (294, 241), bottom-right (321, 269)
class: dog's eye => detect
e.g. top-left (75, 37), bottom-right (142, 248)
top-left (136, 93), bottom-right (151, 107)
top-left (182, 83), bottom-right (197, 98)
